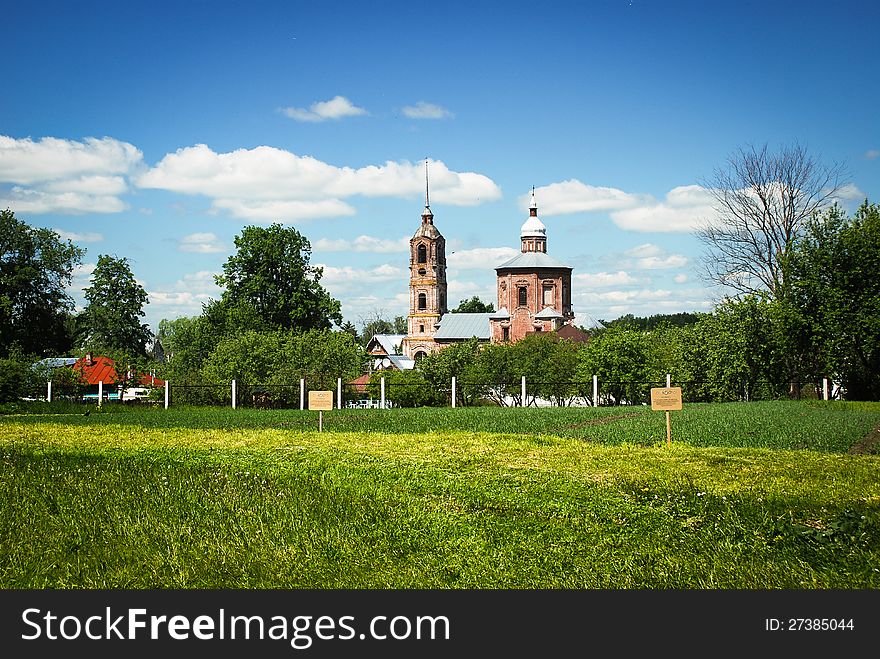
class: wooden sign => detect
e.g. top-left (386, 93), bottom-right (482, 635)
top-left (650, 387), bottom-right (682, 411)
top-left (308, 390), bottom-right (333, 410)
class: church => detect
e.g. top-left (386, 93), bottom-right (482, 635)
top-left (367, 183), bottom-right (583, 370)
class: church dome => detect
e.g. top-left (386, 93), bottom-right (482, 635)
top-left (520, 215), bottom-right (546, 238)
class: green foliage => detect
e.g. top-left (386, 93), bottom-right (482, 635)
top-left (577, 326), bottom-right (654, 404)
top-left (199, 329), bottom-right (367, 406)
top-left (418, 338), bottom-right (487, 406)
top-left (787, 202), bottom-right (880, 400)
top-left (367, 369), bottom-right (442, 407)
top-left (452, 295), bottom-right (495, 313)
top-left (600, 312), bottom-right (702, 331)
top-left (358, 312), bottom-right (407, 347)
top-left (156, 315), bottom-right (218, 382)
top-left (77, 255), bottom-right (151, 356)
top-left (0, 209), bottom-right (84, 357)
top-left (214, 224), bottom-right (342, 333)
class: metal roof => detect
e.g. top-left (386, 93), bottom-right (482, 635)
top-left (534, 306), bottom-right (564, 319)
top-left (33, 357), bottom-right (78, 369)
top-left (495, 251), bottom-right (571, 270)
top-left (433, 313), bottom-right (491, 340)
top-left (368, 334), bottom-right (406, 356)
top-left (388, 355), bottom-right (415, 370)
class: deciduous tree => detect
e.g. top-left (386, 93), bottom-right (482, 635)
top-left (0, 209), bottom-right (83, 356)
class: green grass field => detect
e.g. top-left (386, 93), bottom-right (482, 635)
top-left (1, 401), bottom-right (878, 588)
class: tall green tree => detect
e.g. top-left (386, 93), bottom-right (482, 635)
top-left (77, 255), bottom-right (151, 355)
top-left (214, 224), bottom-right (342, 333)
top-left (452, 296), bottom-right (495, 313)
top-left (787, 201), bottom-right (880, 399)
top-left (0, 209), bottom-right (84, 356)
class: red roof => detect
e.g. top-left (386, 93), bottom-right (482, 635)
top-left (73, 355), bottom-right (164, 387)
top-left (348, 373), bottom-right (371, 394)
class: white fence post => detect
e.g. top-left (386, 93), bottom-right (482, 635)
top-left (666, 373), bottom-right (671, 387)
top-left (823, 378), bottom-right (830, 401)
top-left (337, 377), bottom-right (342, 409)
top-left (592, 374), bottom-right (598, 408)
top-left (451, 376), bottom-right (456, 408)
top-left (164, 380), bottom-right (169, 409)
top-left (380, 376), bottom-right (386, 409)
top-left (47, 381), bottom-right (52, 403)
top-left (232, 379), bottom-right (237, 409)
top-left (521, 376), bottom-right (526, 407)
top-left (300, 378), bottom-right (305, 410)
top-left (98, 381), bottom-right (103, 407)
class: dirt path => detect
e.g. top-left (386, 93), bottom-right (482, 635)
top-left (848, 423), bottom-right (880, 455)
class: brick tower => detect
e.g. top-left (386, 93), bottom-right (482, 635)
top-left (401, 164), bottom-right (448, 360)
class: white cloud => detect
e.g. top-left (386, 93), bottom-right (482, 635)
top-left (624, 243), bottom-right (663, 258)
top-left (179, 232), bottom-right (227, 253)
top-left (0, 135), bottom-right (142, 185)
top-left (212, 198), bottom-right (356, 222)
top-left (620, 243), bottom-right (688, 270)
top-left (610, 185), bottom-right (717, 232)
top-left (529, 179), bottom-right (644, 216)
top-left (317, 263), bottom-right (405, 287)
top-left (54, 229), bottom-right (104, 243)
top-left (136, 147), bottom-right (501, 221)
top-left (0, 187), bottom-right (127, 214)
top-left (314, 235), bottom-right (410, 253)
top-left (0, 135), bottom-right (141, 215)
top-left (280, 96), bottom-right (367, 122)
top-left (573, 271), bottom-right (638, 288)
top-left (864, 150), bottom-right (880, 160)
top-left (401, 101), bottom-right (454, 119)
top-left (146, 271), bottom-right (222, 315)
top-left (830, 182), bottom-right (866, 203)
top-left (447, 247), bottom-right (519, 269)
top-left (674, 273), bottom-right (688, 284)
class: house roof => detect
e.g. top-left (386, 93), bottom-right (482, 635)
top-left (367, 334), bottom-right (406, 356)
top-left (495, 251), bottom-right (571, 270)
top-left (73, 355), bottom-right (164, 387)
top-left (348, 373), bottom-right (371, 393)
top-left (388, 355), bottom-right (415, 370)
top-left (434, 313), bottom-right (491, 340)
top-left (556, 324), bottom-right (592, 343)
top-left (534, 306), bottom-right (564, 319)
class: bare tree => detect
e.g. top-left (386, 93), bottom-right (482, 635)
top-left (697, 143), bottom-right (848, 298)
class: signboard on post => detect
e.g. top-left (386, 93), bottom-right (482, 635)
top-left (308, 390), bottom-right (333, 432)
top-left (650, 387), bottom-right (682, 446)
top-left (650, 387), bottom-right (682, 411)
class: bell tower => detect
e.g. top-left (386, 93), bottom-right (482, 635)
top-left (401, 161), bottom-right (447, 361)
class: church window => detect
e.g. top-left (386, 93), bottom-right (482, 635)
top-left (418, 292), bottom-right (427, 310)
top-left (502, 327), bottom-right (510, 342)
top-left (518, 286), bottom-right (527, 307)
top-left (543, 284), bottom-right (554, 306)
top-left (414, 351), bottom-right (427, 362)
top-left (419, 324), bottom-right (425, 333)
top-left (417, 244), bottom-right (427, 263)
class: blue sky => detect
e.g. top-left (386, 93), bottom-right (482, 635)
top-left (2, 0), bottom-right (878, 333)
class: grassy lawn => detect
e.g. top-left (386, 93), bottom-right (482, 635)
top-left (1, 401), bottom-right (878, 588)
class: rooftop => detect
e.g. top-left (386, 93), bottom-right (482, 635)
top-left (433, 313), bottom-right (492, 340)
top-left (496, 251), bottom-right (571, 270)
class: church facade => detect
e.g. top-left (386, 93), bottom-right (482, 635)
top-left (394, 188), bottom-right (576, 363)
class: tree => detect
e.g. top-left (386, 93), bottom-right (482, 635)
top-left (787, 201), bottom-right (880, 399)
top-left (358, 310), bottom-right (407, 347)
top-left (418, 337), bottom-right (487, 406)
top-left (0, 209), bottom-right (84, 357)
top-left (452, 296), bottom-right (495, 313)
top-left (77, 255), bottom-right (151, 355)
top-left (214, 224), bottom-right (341, 333)
top-left (697, 143), bottom-right (847, 298)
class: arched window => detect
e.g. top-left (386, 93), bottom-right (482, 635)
top-left (414, 351), bottom-right (427, 362)
top-left (417, 244), bottom-right (427, 264)
top-left (518, 286), bottom-right (528, 307)
top-left (418, 292), bottom-right (427, 310)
